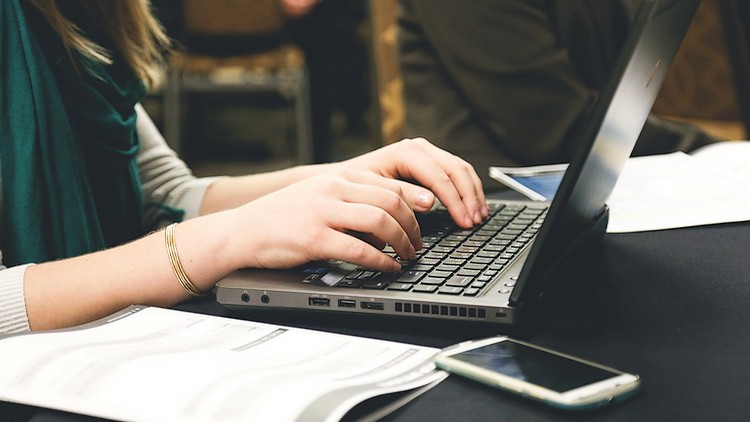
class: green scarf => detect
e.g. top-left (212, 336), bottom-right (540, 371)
top-left (0, 0), bottom-right (146, 266)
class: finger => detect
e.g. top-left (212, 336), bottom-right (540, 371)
top-left (393, 150), bottom-right (475, 228)
top-left (331, 201), bottom-right (417, 260)
top-left (404, 139), bottom-right (487, 225)
top-left (336, 172), bottom-right (423, 249)
top-left (348, 231), bottom-right (387, 251)
top-left (338, 153), bottom-right (438, 214)
top-left (424, 141), bottom-right (487, 219)
top-left (318, 230), bottom-right (402, 272)
top-left (446, 154), bottom-right (488, 221)
top-left (391, 180), bottom-right (436, 212)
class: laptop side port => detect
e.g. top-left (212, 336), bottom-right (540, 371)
top-left (338, 299), bottom-right (356, 308)
top-left (361, 301), bottom-right (384, 311)
top-left (308, 297), bottom-right (330, 307)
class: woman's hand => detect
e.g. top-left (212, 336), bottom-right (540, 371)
top-left (211, 138), bottom-right (487, 274)
top-left (229, 167), bottom-right (424, 272)
top-left (340, 138), bottom-right (488, 228)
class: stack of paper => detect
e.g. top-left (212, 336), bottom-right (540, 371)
top-left (490, 141), bottom-right (750, 233)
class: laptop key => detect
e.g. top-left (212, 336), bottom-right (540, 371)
top-left (356, 270), bottom-right (378, 280)
top-left (412, 285), bottom-right (438, 293)
top-left (410, 264), bottom-right (435, 272)
top-left (463, 288), bottom-right (480, 296)
top-left (446, 276), bottom-right (472, 287)
top-left (361, 272), bottom-right (399, 289)
top-left (417, 258), bottom-right (440, 266)
top-left (397, 271), bottom-right (426, 283)
top-left (420, 277), bottom-right (446, 285)
top-left (477, 250), bottom-right (500, 259)
top-left (457, 269), bottom-right (481, 277)
top-left (438, 286), bottom-right (464, 295)
top-left (443, 258), bottom-right (467, 266)
top-left (334, 279), bottom-right (363, 288)
top-left (387, 283), bottom-right (413, 291)
top-left (435, 264), bottom-right (460, 273)
top-left (430, 270), bottom-right (453, 279)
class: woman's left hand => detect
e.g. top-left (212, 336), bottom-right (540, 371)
top-left (339, 138), bottom-right (488, 228)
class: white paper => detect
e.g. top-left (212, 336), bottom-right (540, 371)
top-left (0, 307), bottom-right (446, 422)
top-left (490, 141), bottom-right (750, 233)
top-left (607, 146), bottom-right (750, 232)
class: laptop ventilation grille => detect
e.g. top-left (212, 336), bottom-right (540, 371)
top-left (394, 302), bottom-right (486, 319)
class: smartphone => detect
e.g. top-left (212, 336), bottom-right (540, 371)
top-left (434, 336), bottom-right (640, 410)
top-left (489, 164), bottom-right (567, 201)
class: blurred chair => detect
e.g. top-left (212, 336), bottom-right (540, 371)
top-left (720, 0), bottom-right (750, 138)
top-left (163, 0), bottom-right (313, 163)
top-left (369, 0), bottom-right (404, 145)
top-left (653, 0), bottom-right (750, 140)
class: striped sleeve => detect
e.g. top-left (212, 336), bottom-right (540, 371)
top-left (135, 104), bottom-right (223, 228)
top-left (0, 262), bottom-right (33, 334)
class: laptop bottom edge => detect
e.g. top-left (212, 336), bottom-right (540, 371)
top-left (215, 286), bottom-right (523, 325)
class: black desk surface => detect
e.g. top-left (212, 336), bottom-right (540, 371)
top-left (8, 219), bottom-right (750, 421)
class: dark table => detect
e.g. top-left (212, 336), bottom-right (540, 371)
top-left (7, 220), bottom-right (750, 421)
top-left (190, 220), bottom-right (750, 421)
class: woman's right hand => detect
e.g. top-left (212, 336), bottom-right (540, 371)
top-left (224, 167), bottom-right (424, 273)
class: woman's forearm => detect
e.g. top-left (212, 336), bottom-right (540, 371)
top-left (199, 163), bottom-right (334, 215)
top-left (23, 210), bottom-right (243, 331)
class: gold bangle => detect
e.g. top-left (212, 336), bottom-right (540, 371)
top-left (165, 223), bottom-right (205, 297)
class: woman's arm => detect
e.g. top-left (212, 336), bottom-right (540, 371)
top-left (22, 166), bottom-right (430, 331)
top-left (23, 111), bottom-right (487, 332)
top-left (136, 106), bottom-right (487, 223)
top-left (23, 210), bottom-right (237, 331)
top-left (135, 103), bottom-right (335, 216)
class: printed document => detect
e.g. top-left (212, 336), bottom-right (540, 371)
top-left (0, 306), bottom-right (445, 421)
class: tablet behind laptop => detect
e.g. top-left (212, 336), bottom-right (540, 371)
top-left (215, 0), bottom-right (701, 324)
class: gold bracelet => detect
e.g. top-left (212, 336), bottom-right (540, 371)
top-left (165, 223), bottom-right (205, 297)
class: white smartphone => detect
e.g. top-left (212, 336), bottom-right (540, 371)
top-left (434, 336), bottom-right (640, 410)
top-left (489, 164), bottom-right (567, 201)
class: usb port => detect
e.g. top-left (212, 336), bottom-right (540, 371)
top-left (361, 301), bottom-right (384, 311)
top-left (308, 297), bottom-right (330, 307)
top-left (338, 299), bottom-right (356, 308)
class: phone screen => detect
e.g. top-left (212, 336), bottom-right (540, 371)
top-left (509, 172), bottom-right (564, 201)
top-left (451, 340), bottom-right (619, 393)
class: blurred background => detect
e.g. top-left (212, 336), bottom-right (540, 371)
top-left (141, 0), bottom-right (750, 180)
top-left (143, 0), bottom-right (380, 177)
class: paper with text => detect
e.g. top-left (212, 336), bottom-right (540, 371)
top-left (0, 307), bottom-right (445, 422)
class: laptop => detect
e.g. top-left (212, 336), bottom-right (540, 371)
top-left (216, 0), bottom-right (701, 324)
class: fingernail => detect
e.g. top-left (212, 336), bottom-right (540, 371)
top-left (391, 260), bottom-right (402, 272)
top-left (482, 205), bottom-right (490, 218)
top-left (416, 192), bottom-right (434, 209)
top-left (464, 213), bottom-right (473, 227)
top-left (473, 211), bottom-right (482, 224)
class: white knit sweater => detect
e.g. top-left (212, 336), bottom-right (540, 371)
top-left (0, 104), bottom-right (220, 334)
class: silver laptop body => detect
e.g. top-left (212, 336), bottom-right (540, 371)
top-left (216, 0), bottom-right (701, 325)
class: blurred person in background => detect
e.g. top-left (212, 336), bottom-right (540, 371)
top-left (398, 0), bottom-right (719, 187)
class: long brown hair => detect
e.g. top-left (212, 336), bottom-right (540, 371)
top-left (28, 0), bottom-right (170, 88)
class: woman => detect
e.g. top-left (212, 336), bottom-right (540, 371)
top-left (0, 0), bottom-right (487, 333)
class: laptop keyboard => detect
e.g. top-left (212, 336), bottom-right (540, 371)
top-left (328, 203), bottom-right (548, 297)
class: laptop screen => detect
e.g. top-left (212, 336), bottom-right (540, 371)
top-left (510, 0), bottom-right (701, 306)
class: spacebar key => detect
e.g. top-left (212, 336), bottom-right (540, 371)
top-left (361, 272), bottom-right (400, 289)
